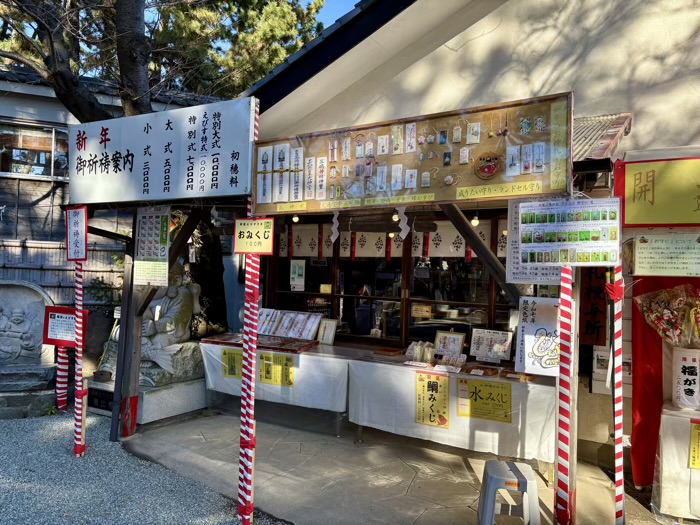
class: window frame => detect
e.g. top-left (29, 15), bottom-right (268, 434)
top-left (0, 118), bottom-right (70, 182)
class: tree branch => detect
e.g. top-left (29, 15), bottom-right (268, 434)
top-left (0, 50), bottom-right (49, 78)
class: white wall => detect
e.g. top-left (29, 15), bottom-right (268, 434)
top-left (262, 0), bottom-right (700, 159)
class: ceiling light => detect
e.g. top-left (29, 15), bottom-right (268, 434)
top-left (502, 229), bottom-right (508, 236)
top-left (471, 214), bottom-right (479, 227)
top-left (392, 212), bottom-right (400, 222)
top-left (292, 215), bottom-right (299, 223)
top-left (389, 232), bottom-right (395, 238)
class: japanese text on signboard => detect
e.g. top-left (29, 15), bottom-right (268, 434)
top-left (65, 206), bottom-right (87, 262)
top-left (69, 99), bottom-right (256, 204)
top-left (415, 372), bottom-right (449, 428)
top-left (457, 378), bottom-right (512, 423)
top-left (234, 219), bottom-right (274, 255)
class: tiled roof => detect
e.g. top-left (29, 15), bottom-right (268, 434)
top-left (0, 65), bottom-right (223, 107)
top-left (573, 113), bottom-right (632, 162)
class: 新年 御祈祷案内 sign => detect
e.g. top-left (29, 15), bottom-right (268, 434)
top-left (69, 98), bottom-right (257, 204)
top-left (254, 93), bottom-right (573, 215)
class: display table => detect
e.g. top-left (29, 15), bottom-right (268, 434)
top-left (348, 359), bottom-right (557, 462)
top-left (655, 403), bottom-right (700, 519)
top-left (200, 339), bottom-right (374, 413)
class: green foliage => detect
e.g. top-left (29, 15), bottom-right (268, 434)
top-left (46, 405), bottom-right (58, 416)
top-left (0, 1), bottom-right (325, 101)
top-left (87, 276), bottom-right (122, 307)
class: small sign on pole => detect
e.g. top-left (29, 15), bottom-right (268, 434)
top-left (43, 306), bottom-right (88, 347)
top-left (66, 206), bottom-right (88, 261)
top-left (234, 218), bottom-right (274, 255)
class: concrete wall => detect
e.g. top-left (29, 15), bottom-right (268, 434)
top-left (262, 0), bottom-right (700, 160)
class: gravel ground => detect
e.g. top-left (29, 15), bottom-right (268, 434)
top-left (0, 413), bottom-right (289, 525)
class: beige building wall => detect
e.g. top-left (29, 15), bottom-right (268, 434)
top-left (261, 0), bottom-right (700, 160)
top-left (259, 0), bottom-right (700, 449)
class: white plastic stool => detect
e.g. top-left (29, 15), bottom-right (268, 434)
top-left (476, 460), bottom-right (541, 525)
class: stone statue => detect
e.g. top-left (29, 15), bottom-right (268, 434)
top-left (0, 307), bottom-right (41, 362)
top-left (97, 263), bottom-right (204, 386)
top-left (139, 263), bottom-right (201, 373)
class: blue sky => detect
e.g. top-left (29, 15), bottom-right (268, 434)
top-left (314, 0), bottom-right (357, 28)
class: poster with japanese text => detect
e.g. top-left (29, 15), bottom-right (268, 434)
top-left (254, 92), bottom-right (572, 215)
top-left (515, 296), bottom-right (562, 377)
top-left (518, 198), bottom-right (620, 266)
top-left (259, 352), bottom-right (295, 387)
top-left (506, 198), bottom-right (561, 284)
top-left (690, 420), bottom-right (700, 470)
top-left (134, 205), bottom-right (170, 286)
top-left (634, 233), bottom-right (700, 277)
top-left (470, 329), bottom-right (513, 362)
top-left (233, 218), bottom-right (274, 255)
top-left (69, 98), bottom-right (256, 204)
top-left (672, 348), bottom-right (700, 410)
top-left (457, 378), bottom-right (512, 423)
top-left (221, 348), bottom-right (243, 379)
top-left (65, 206), bottom-right (88, 262)
top-left (43, 306), bottom-right (87, 347)
top-left (415, 372), bottom-right (449, 428)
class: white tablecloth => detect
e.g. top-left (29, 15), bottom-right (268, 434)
top-left (349, 359), bottom-right (557, 462)
top-left (200, 343), bottom-right (351, 412)
top-left (655, 403), bottom-right (700, 519)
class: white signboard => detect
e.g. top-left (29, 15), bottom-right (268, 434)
top-left (47, 312), bottom-right (76, 343)
top-left (515, 296), bottom-right (564, 377)
top-left (69, 98), bottom-right (256, 204)
top-left (470, 328), bottom-right (513, 362)
top-left (635, 233), bottom-right (700, 277)
top-left (290, 259), bottom-right (306, 291)
top-left (134, 206), bottom-right (170, 286)
top-left (65, 206), bottom-right (88, 262)
top-left (518, 198), bottom-right (620, 267)
top-left (506, 199), bottom-right (561, 284)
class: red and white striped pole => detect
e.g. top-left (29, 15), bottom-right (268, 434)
top-left (56, 346), bottom-right (69, 411)
top-left (237, 100), bottom-right (260, 525)
top-left (556, 265), bottom-right (574, 525)
top-left (607, 265), bottom-right (625, 525)
top-left (74, 261), bottom-right (87, 457)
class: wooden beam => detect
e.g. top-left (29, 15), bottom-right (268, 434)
top-left (87, 226), bottom-right (132, 245)
top-left (439, 203), bottom-right (520, 304)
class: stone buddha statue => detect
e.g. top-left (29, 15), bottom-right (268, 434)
top-left (97, 262), bottom-right (203, 385)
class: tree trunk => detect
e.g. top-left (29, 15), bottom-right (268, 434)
top-left (50, 69), bottom-right (114, 123)
top-left (115, 0), bottom-right (152, 116)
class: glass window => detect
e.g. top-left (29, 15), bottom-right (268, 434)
top-left (276, 257), bottom-right (332, 293)
top-left (339, 257), bottom-right (402, 298)
top-left (0, 122), bottom-right (68, 178)
top-left (339, 297), bottom-right (401, 340)
top-left (411, 256), bottom-right (489, 304)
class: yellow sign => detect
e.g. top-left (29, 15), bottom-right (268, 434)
top-left (277, 202), bottom-right (307, 212)
top-left (457, 378), bottom-right (512, 423)
top-left (221, 348), bottom-right (243, 379)
top-left (234, 218), bottom-right (274, 255)
top-left (621, 159), bottom-right (700, 226)
top-left (259, 352), bottom-right (294, 387)
top-left (457, 181), bottom-right (543, 200)
top-left (690, 420), bottom-right (700, 469)
top-left (411, 304), bottom-right (432, 318)
top-left (319, 284), bottom-right (332, 294)
top-left (365, 194), bottom-right (435, 206)
top-left (320, 199), bottom-right (362, 209)
top-left (416, 372), bottom-right (449, 428)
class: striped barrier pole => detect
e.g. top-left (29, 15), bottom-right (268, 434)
top-left (237, 100), bottom-right (260, 525)
top-left (556, 265), bottom-right (574, 525)
top-left (606, 265), bottom-right (625, 524)
top-left (74, 261), bottom-right (87, 457)
top-left (56, 346), bottom-right (69, 411)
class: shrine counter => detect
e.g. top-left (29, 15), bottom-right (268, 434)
top-left (348, 359), bottom-right (557, 463)
top-left (199, 336), bottom-right (376, 413)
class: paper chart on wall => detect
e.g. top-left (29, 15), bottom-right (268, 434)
top-left (506, 198), bottom-right (562, 284)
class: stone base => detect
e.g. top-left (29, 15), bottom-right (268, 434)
top-left (0, 389), bottom-right (56, 419)
top-left (0, 365), bottom-right (55, 392)
top-left (88, 379), bottom-right (207, 424)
